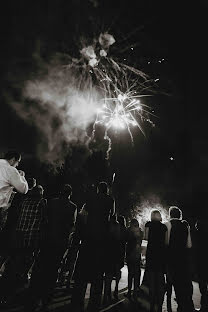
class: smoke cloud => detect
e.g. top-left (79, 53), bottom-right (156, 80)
top-left (11, 62), bottom-right (102, 165)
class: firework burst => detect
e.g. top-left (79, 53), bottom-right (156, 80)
top-left (65, 32), bottom-right (156, 157)
top-left (21, 32), bottom-right (156, 163)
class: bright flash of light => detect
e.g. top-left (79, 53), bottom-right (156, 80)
top-left (63, 33), bottom-right (157, 160)
top-left (136, 201), bottom-right (169, 231)
top-left (95, 90), bottom-right (154, 139)
top-left (22, 32), bottom-right (157, 162)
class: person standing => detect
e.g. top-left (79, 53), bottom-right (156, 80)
top-left (0, 151), bottom-right (28, 230)
top-left (165, 206), bottom-right (195, 312)
top-left (195, 216), bottom-right (208, 312)
top-left (25, 184), bottom-right (77, 311)
top-left (0, 185), bottom-right (45, 304)
top-left (142, 210), bottom-right (167, 312)
top-left (125, 218), bottom-right (143, 300)
top-left (103, 214), bottom-right (121, 305)
top-left (72, 181), bottom-right (114, 312)
top-left (113, 215), bottom-right (127, 300)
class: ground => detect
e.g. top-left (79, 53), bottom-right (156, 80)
top-left (0, 266), bottom-right (201, 312)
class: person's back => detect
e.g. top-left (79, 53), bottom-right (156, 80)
top-left (166, 206), bottom-right (194, 312)
top-left (0, 152), bottom-right (28, 208)
top-left (85, 182), bottom-right (114, 240)
top-left (25, 184), bottom-right (77, 311)
top-left (145, 219), bottom-right (167, 272)
top-left (46, 197), bottom-right (77, 247)
top-left (104, 215), bottom-right (121, 275)
top-left (195, 217), bottom-right (208, 311)
top-left (125, 219), bottom-right (142, 299)
top-left (126, 221), bottom-right (142, 263)
top-left (168, 219), bottom-right (188, 269)
top-left (195, 218), bottom-right (208, 266)
top-left (117, 215), bottom-right (127, 268)
top-left (4, 178), bottom-right (36, 234)
top-left (16, 185), bottom-right (46, 249)
top-left (87, 193), bottom-right (113, 222)
top-left (0, 151), bottom-right (28, 231)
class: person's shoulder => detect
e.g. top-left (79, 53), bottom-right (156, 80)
top-left (7, 164), bottom-right (19, 175)
top-left (40, 197), bottom-right (47, 205)
top-left (161, 222), bottom-right (167, 231)
top-left (12, 192), bottom-right (25, 203)
top-left (0, 159), bottom-right (7, 167)
top-left (181, 219), bottom-right (189, 227)
top-left (164, 220), bottom-right (171, 229)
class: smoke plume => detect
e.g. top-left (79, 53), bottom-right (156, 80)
top-left (11, 62), bottom-right (102, 165)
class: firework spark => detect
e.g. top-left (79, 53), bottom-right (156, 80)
top-left (70, 32), bottom-right (156, 158)
top-left (96, 92), bottom-right (154, 135)
top-left (20, 32), bottom-right (156, 162)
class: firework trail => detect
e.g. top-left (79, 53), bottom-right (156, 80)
top-left (20, 32), bottom-right (155, 163)
top-left (67, 32), bottom-right (155, 158)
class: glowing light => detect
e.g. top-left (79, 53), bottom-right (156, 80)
top-left (65, 32), bottom-right (155, 158)
top-left (95, 90), bottom-right (154, 141)
top-left (20, 31), bottom-right (157, 163)
top-left (136, 201), bottom-right (169, 231)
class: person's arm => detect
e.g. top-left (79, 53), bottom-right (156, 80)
top-left (182, 220), bottom-right (192, 248)
top-left (164, 221), bottom-right (171, 245)
top-left (140, 228), bottom-right (144, 240)
top-left (72, 205), bottom-right (77, 228)
top-left (110, 199), bottom-right (115, 217)
top-left (9, 168), bottom-right (28, 194)
top-left (144, 226), bottom-right (149, 241)
top-left (186, 224), bottom-right (192, 248)
top-left (165, 229), bottom-right (169, 246)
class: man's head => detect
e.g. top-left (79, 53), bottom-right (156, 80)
top-left (97, 181), bottom-right (108, 194)
top-left (169, 206), bottom-right (182, 220)
top-left (30, 185), bottom-right (44, 197)
top-left (130, 218), bottom-right (139, 227)
top-left (151, 209), bottom-right (162, 222)
top-left (5, 151), bottom-right (21, 168)
top-left (27, 177), bottom-right (37, 190)
top-left (117, 215), bottom-right (126, 227)
top-left (60, 184), bottom-right (72, 199)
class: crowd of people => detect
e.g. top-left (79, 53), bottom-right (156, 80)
top-left (0, 150), bottom-right (207, 312)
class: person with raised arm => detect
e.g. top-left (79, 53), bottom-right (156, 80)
top-left (0, 151), bottom-right (28, 230)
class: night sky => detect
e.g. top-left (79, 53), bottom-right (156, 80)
top-left (0, 0), bottom-right (208, 220)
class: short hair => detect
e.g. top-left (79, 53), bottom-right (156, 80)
top-left (169, 206), bottom-right (182, 219)
top-left (5, 150), bottom-right (21, 161)
top-left (27, 177), bottom-right (36, 190)
top-left (117, 215), bottom-right (126, 227)
top-left (31, 185), bottom-right (44, 196)
top-left (60, 184), bottom-right (72, 197)
top-left (130, 218), bottom-right (139, 227)
top-left (98, 181), bottom-right (108, 194)
top-left (151, 209), bottom-right (162, 221)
